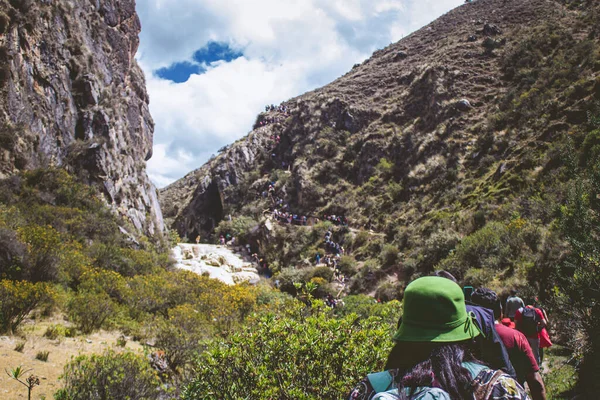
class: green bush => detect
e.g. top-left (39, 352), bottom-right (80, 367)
top-left (153, 304), bottom-right (211, 373)
top-left (375, 282), bottom-right (401, 302)
top-left (183, 302), bottom-right (395, 399)
top-left (336, 295), bottom-right (402, 323)
top-left (0, 279), bottom-right (54, 333)
top-left (215, 216), bottom-right (259, 244)
top-left (54, 350), bottom-right (163, 400)
top-left (379, 244), bottom-right (399, 268)
top-left (67, 290), bottom-right (117, 334)
top-left (43, 324), bottom-right (74, 340)
top-left (338, 255), bottom-right (357, 277)
top-left (305, 266), bottom-right (334, 282)
top-left (437, 221), bottom-right (522, 281)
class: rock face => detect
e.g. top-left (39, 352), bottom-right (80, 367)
top-left (161, 0), bottom-right (600, 240)
top-left (0, 0), bottom-right (163, 235)
top-left (172, 243), bottom-right (260, 285)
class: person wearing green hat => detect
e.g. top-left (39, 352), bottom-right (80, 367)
top-left (347, 277), bottom-right (529, 400)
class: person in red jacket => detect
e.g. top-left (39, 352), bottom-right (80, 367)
top-left (515, 304), bottom-right (547, 366)
top-left (471, 288), bottom-right (546, 400)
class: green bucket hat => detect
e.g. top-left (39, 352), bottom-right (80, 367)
top-left (393, 276), bottom-right (480, 342)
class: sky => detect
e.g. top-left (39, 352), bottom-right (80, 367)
top-left (135, 0), bottom-right (464, 188)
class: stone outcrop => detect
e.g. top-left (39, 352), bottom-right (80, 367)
top-left (0, 0), bottom-right (163, 234)
top-left (172, 243), bottom-right (260, 285)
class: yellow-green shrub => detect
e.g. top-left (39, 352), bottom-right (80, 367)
top-left (0, 279), bottom-right (54, 333)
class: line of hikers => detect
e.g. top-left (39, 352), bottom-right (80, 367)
top-left (257, 115), bottom-right (285, 127)
top-left (324, 228), bottom-right (345, 257)
top-left (264, 104), bottom-right (290, 113)
top-left (348, 271), bottom-right (551, 400)
top-left (272, 209), bottom-right (308, 225)
top-left (323, 214), bottom-right (349, 226)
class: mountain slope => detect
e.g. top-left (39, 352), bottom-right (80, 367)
top-left (0, 0), bottom-right (163, 234)
top-left (162, 0), bottom-right (598, 241)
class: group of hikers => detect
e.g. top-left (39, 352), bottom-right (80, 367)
top-left (257, 104), bottom-right (292, 128)
top-left (323, 228), bottom-right (345, 257)
top-left (272, 209), bottom-right (309, 225)
top-left (264, 104), bottom-right (290, 113)
top-left (323, 214), bottom-right (349, 226)
top-left (348, 271), bottom-right (551, 400)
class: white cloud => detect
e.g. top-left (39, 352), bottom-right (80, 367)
top-left (137, 0), bottom-right (463, 187)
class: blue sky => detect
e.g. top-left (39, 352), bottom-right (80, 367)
top-left (135, 0), bottom-right (464, 188)
top-left (155, 42), bottom-right (244, 83)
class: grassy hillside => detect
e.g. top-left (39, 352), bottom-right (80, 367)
top-left (159, 0), bottom-right (600, 395)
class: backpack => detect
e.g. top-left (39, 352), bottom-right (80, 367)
top-left (519, 307), bottom-right (540, 337)
top-left (367, 363), bottom-right (505, 400)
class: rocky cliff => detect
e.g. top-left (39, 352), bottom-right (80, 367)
top-left (0, 0), bottom-right (163, 235)
top-left (161, 0), bottom-right (599, 245)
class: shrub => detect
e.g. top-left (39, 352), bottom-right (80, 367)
top-left (375, 282), bottom-right (402, 302)
top-left (0, 227), bottom-right (28, 280)
top-left (379, 244), bottom-right (399, 268)
top-left (337, 255), bottom-right (357, 277)
top-left (35, 350), bottom-right (49, 362)
top-left (54, 350), bottom-right (163, 400)
top-left (305, 266), bottom-right (334, 282)
top-left (116, 336), bottom-right (127, 347)
top-left (14, 341), bottom-right (25, 352)
top-left (183, 303), bottom-right (395, 399)
top-left (0, 280), bottom-right (54, 334)
top-left (437, 222), bottom-right (520, 281)
top-left (16, 224), bottom-right (63, 282)
top-left (215, 216), bottom-right (259, 244)
top-left (67, 290), bottom-right (117, 334)
top-left (275, 267), bottom-right (304, 296)
top-left (153, 304), bottom-right (211, 373)
top-left (416, 229), bottom-right (460, 274)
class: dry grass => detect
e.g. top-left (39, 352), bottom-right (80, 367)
top-left (0, 316), bottom-right (143, 399)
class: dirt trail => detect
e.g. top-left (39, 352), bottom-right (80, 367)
top-left (0, 317), bottom-right (142, 399)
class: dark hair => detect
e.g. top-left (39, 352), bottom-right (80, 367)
top-left (471, 287), bottom-right (502, 320)
top-left (510, 289), bottom-right (517, 296)
top-left (385, 342), bottom-right (478, 400)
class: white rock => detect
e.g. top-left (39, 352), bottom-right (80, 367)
top-left (171, 243), bottom-right (260, 285)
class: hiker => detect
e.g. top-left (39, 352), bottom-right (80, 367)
top-left (506, 289), bottom-right (525, 321)
top-left (315, 253), bottom-right (321, 265)
top-left (348, 277), bottom-right (528, 400)
top-left (432, 271), bottom-right (516, 378)
top-left (471, 288), bottom-right (547, 400)
top-left (533, 299), bottom-right (552, 364)
top-left (195, 235), bottom-right (200, 244)
top-left (515, 304), bottom-right (547, 366)
top-left (219, 235), bottom-right (225, 245)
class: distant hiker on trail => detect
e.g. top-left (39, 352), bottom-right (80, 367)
top-left (515, 304), bottom-right (547, 366)
top-left (506, 289), bottom-right (525, 321)
top-left (347, 277), bottom-right (528, 400)
top-left (195, 235), bottom-right (200, 244)
top-left (219, 235), bottom-right (225, 245)
top-left (315, 253), bottom-right (321, 265)
top-left (533, 298), bottom-right (552, 364)
top-left (471, 288), bottom-right (546, 400)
